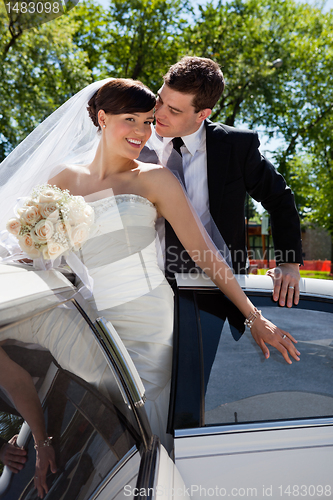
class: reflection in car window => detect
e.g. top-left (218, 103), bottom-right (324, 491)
top-left (1, 370), bottom-right (140, 500)
top-left (201, 293), bottom-right (333, 426)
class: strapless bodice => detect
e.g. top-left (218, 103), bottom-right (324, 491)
top-left (80, 194), bottom-right (165, 311)
top-left (89, 193), bottom-right (156, 221)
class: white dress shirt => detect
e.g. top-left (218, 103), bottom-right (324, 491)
top-left (152, 122), bottom-right (209, 269)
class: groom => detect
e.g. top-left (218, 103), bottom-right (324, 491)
top-left (140, 56), bottom-right (303, 308)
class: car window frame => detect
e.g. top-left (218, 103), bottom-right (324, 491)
top-left (169, 282), bottom-right (333, 434)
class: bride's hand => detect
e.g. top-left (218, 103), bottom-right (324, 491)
top-left (34, 444), bottom-right (57, 498)
top-left (250, 316), bottom-right (300, 364)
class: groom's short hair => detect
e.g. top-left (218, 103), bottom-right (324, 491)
top-left (163, 56), bottom-right (224, 112)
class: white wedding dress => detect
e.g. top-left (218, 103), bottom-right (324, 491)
top-left (3, 194), bottom-right (174, 446)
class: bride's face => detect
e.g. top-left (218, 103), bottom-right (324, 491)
top-left (102, 109), bottom-right (154, 159)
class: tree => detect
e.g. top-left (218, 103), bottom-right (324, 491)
top-left (0, 0), bottom-right (191, 160)
top-left (71, 0), bottom-right (190, 91)
top-left (182, 0), bottom-right (333, 264)
top-left (245, 194), bottom-right (259, 221)
top-left (0, 412), bottom-right (23, 474)
top-left (182, 0), bottom-right (333, 142)
top-left (286, 141), bottom-right (333, 273)
top-left (1, 0), bottom-right (333, 255)
top-left (0, 2), bottom-right (92, 161)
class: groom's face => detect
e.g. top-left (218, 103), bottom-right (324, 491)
top-left (155, 84), bottom-right (203, 138)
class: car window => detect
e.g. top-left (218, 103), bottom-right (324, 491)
top-left (0, 296), bottom-right (146, 499)
top-left (202, 292), bottom-right (333, 425)
top-left (170, 289), bottom-right (333, 430)
top-left (1, 369), bottom-right (140, 500)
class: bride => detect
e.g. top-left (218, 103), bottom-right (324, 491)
top-left (0, 77), bottom-right (300, 494)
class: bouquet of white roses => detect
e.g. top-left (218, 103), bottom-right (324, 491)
top-left (6, 185), bottom-right (94, 261)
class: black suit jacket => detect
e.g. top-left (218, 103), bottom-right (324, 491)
top-left (140, 120), bottom-right (303, 274)
top-left (205, 120), bottom-right (302, 273)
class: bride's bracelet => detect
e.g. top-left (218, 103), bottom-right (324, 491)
top-left (34, 437), bottom-right (53, 450)
top-left (244, 307), bottom-right (261, 329)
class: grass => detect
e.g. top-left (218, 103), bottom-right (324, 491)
top-left (254, 269), bottom-right (333, 280)
top-left (299, 270), bottom-right (333, 280)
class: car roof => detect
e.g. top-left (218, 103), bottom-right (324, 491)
top-left (176, 273), bottom-right (333, 299)
top-left (2, 265), bottom-right (332, 326)
top-left (0, 264), bottom-right (75, 326)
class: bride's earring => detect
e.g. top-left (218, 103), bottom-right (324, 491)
top-left (103, 124), bottom-right (106, 128)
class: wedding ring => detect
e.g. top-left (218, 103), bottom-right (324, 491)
top-left (288, 286), bottom-right (294, 289)
top-left (282, 334), bottom-right (287, 339)
top-left (35, 476), bottom-right (38, 479)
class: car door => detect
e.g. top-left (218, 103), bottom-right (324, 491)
top-left (0, 265), bottom-right (188, 499)
top-left (170, 274), bottom-right (333, 499)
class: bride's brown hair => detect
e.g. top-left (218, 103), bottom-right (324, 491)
top-left (87, 78), bottom-right (156, 130)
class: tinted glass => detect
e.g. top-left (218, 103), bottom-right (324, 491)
top-left (2, 370), bottom-right (139, 500)
top-left (0, 299), bottom-right (144, 499)
top-left (202, 292), bottom-right (333, 425)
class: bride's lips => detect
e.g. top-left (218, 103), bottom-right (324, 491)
top-left (126, 138), bottom-right (142, 148)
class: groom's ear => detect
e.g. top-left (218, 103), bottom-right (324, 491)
top-left (197, 108), bottom-right (212, 123)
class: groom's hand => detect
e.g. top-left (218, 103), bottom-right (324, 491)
top-left (266, 263), bottom-right (300, 307)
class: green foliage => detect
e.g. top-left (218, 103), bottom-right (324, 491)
top-left (283, 141), bottom-right (333, 239)
top-left (256, 269), bottom-right (333, 279)
top-left (182, 0), bottom-right (333, 236)
top-left (245, 194), bottom-right (260, 221)
top-left (0, 2), bottom-right (92, 159)
top-left (1, 0), bottom-right (333, 237)
top-left (0, 411), bottom-right (23, 474)
top-left (0, 411), bottom-right (23, 441)
top-left (182, 0), bottom-right (333, 134)
top-left (71, 0), bottom-right (190, 90)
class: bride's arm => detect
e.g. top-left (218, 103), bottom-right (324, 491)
top-left (146, 168), bottom-right (300, 365)
top-left (0, 348), bottom-right (56, 497)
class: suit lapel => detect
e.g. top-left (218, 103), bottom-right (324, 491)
top-left (205, 120), bottom-right (231, 220)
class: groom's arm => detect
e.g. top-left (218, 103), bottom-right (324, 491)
top-left (241, 131), bottom-right (302, 307)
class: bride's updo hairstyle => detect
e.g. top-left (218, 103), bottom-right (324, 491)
top-left (87, 78), bottom-right (156, 130)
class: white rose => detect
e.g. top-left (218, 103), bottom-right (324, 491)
top-left (82, 205), bottom-right (95, 226)
top-left (66, 199), bottom-right (93, 225)
top-left (18, 233), bottom-right (41, 258)
top-left (44, 241), bottom-right (67, 260)
top-left (39, 203), bottom-right (59, 222)
top-left (6, 218), bottom-right (21, 237)
top-left (38, 188), bottom-right (60, 204)
top-left (21, 206), bottom-right (41, 226)
top-left (73, 195), bottom-right (85, 204)
top-left (55, 220), bottom-right (72, 239)
top-left (31, 219), bottom-right (54, 244)
top-left (71, 223), bottom-right (90, 250)
top-left (25, 199), bottom-right (37, 207)
top-left (66, 201), bottom-right (82, 224)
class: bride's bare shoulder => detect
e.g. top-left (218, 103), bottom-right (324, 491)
top-left (137, 161), bottom-right (176, 182)
top-left (136, 160), bottom-right (164, 173)
top-left (136, 162), bottom-right (182, 203)
top-left (48, 164), bottom-right (89, 189)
